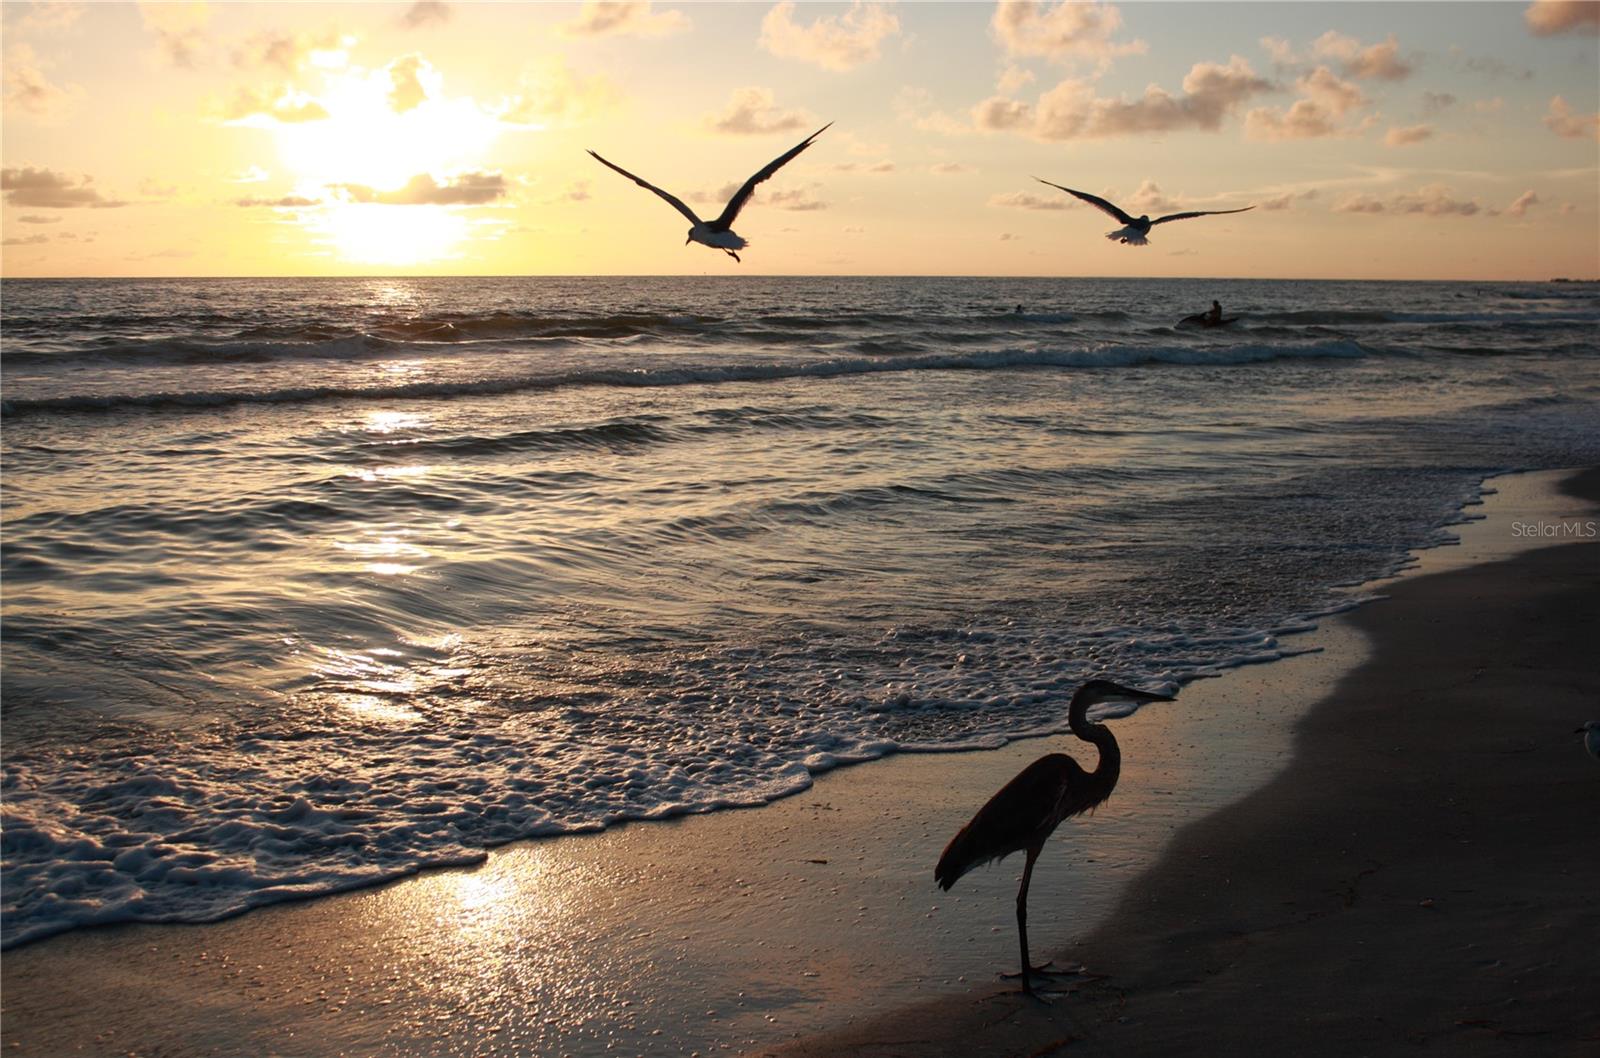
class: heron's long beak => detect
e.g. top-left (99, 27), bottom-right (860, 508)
top-left (1103, 681), bottom-right (1175, 704)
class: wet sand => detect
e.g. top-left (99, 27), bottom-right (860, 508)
top-left (773, 469), bottom-right (1600, 1058)
top-left (2, 471), bottom-right (1595, 1057)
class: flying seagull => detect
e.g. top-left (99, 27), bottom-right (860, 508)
top-left (588, 123), bottom-right (832, 263)
top-left (1035, 178), bottom-right (1254, 246)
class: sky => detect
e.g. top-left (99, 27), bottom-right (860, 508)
top-left (2, 0), bottom-right (1597, 279)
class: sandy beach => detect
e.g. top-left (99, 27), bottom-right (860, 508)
top-left (3, 468), bottom-right (1595, 1056)
top-left (775, 471), bottom-right (1600, 1058)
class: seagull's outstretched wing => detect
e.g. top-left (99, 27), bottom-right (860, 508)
top-left (1151, 206), bottom-right (1255, 227)
top-left (710, 122), bottom-right (833, 232)
top-left (588, 149), bottom-right (703, 226)
top-left (1033, 179), bottom-right (1136, 225)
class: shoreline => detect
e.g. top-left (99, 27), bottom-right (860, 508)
top-left (3, 469), bottom-right (1596, 1056)
top-left (773, 466), bottom-right (1600, 1057)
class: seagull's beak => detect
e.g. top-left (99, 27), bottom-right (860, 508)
top-left (685, 236), bottom-right (692, 245)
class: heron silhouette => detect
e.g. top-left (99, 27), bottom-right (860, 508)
top-left (935, 678), bottom-right (1174, 994)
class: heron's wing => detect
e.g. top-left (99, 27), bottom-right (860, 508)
top-left (587, 149), bottom-right (703, 226)
top-left (710, 122), bottom-right (833, 231)
top-left (935, 753), bottom-right (1090, 890)
top-left (1150, 206), bottom-right (1255, 226)
top-left (1033, 179), bottom-right (1137, 225)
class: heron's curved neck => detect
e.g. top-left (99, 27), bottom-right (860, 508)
top-left (1068, 689), bottom-right (1121, 788)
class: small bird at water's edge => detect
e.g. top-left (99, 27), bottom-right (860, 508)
top-left (935, 678), bottom-right (1175, 996)
top-left (1034, 178), bottom-right (1253, 246)
top-left (588, 123), bottom-right (832, 263)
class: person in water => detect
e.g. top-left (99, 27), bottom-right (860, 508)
top-left (1205, 299), bottom-right (1222, 324)
top-left (1014, 304), bottom-right (1024, 314)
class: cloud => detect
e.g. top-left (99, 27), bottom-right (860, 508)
top-left (1461, 54), bottom-right (1533, 80)
top-left (334, 171), bottom-right (506, 205)
top-left (1507, 190), bottom-right (1541, 216)
top-left (1259, 188), bottom-right (1318, 211)
top-left (1475, 96), bottom-right (1506, 113)
top-left (497, 59), bottom-right (617, 127)
top-left (1524, 0), bottom-right (1600, 35)
top-left (3, 234), bottom-right (51, 246)
top-left (765, 187), bottom-right (828, 211)
top-left (997, 65), bottom-right (1035, 94)
top-left (223, 85), bottom-right (329, 124)
top-left (832, 161), bottom-right (895, 173)
top-left (16, 2), bottom-right (86, 32)
top-left (1244, 66), bottom-right (1367, 141)
top-left (401, 1), bottom-right (451, 29)
top-left (1543, 95), bottom-right (1600, 139)
top-left (1124, 179), bottom-right (1180, 214)
top-left (234, 193), bottom-right (321, 207)
top-left (233, 29), bottom-right (349, 73)
top-left (546, 179), bottom-right (592, 204)
top-left (1421, 91), bottom-right (1457, 114)
top-left (930, 162), bottom-right (969, 174)
top-left (1335, 183), bottom-right (1483, 217)
top-left (1, 166), bottom-right (126, 208)
top-left (999, 232), bottom-right (1018, 241)
top-left (386, 54), bottom-right (435, 113)
top-left (17, 214), bottom-right (63, 224)
top-left (139, 1), bottom-right (212, 69)
top-left (560, 1), bottom-right (688, 38)
top-left (988, 190), bottom-right (1071, 210)
top-left (3, 44), bottom-right (81, 119)
top-left (1384, 124), bottom-right (1433, 146)
top-left (759, 1), bottom-right (899, 72)
top-left (1299, 66), bottom-right (1366, 116)
top-left (1245, 100), bottom-right (1340, 140)
top-left (688, 182), bottom-right (744, 206)
top-left (977, 56), bottom-right (1271, 140)
top-left (991, 1), bottom-right (1147, 65)
top-left (703, 86), bottom-right (815, 135)
top-left (1312, 31), bottom-right (1413, 80)
top-left (1259, 36), bottom-right (1298, 65)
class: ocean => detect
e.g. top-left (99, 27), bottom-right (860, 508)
top-left (3, 275), bottom-right (1597, 950)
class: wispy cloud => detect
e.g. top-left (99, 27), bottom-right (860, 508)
top-left (1506, 189), bottom-right (1541, 216)
top-left (3, 43), bottom-right (81, 120)
top-left (560, 1), bottom-right (688, 38)
top-left (333, 171), bottom-right (507, 205)
top-left (991, 1), bottom-right (1146, 66)
top-left (1524, 0), bottom-right (1600, 36)
top-left (2, 166), bottom-right (126, 208)
top-left (400, 1), bottom-right (451, 29)
top-left (222, 84), bottom-right (329, 124)
top-left (988, 190), bottom-right (1072, 210)
top-left (138, 1), bottom-right (212, 70)
top-left (1384, 124), bottom-right (1434, 147)
top-left (703, 86), bottom-right (816, 135)
top-left (497, 58), bottom-right (617, 127)
top-left (759, 2), bottom-right (899, 72)
top-left (1312, 31), bottom-right (1413, 81)
top-left (974, 56), bottom-right (1271, 141)
top-left (1335, 183), bottom-right (1484, 217)
top-left (1543, 96), bottom-right (1600, 139)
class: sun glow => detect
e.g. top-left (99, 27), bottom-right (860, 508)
top-left (269, 64), bottom-right (501, 190)
top-left (318, 203), bottom-right (469, 265)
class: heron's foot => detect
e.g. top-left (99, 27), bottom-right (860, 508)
top-left (1001, 960), bottom-right (1083, 979)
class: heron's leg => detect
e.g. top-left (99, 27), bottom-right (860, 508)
top-left (1009, 845), bottom-right (1041, 994)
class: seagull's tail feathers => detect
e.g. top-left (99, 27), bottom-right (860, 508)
top-left (1106, 229), bottom-right (1148, 246)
